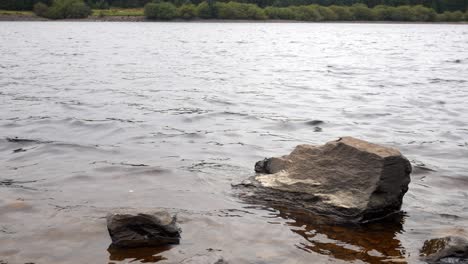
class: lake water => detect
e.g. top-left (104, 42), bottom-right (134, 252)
top-left (0, 21), bottom-right (467, 264)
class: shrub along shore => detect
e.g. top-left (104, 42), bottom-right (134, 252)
top-left (1, 0), bottom-right (467, 22)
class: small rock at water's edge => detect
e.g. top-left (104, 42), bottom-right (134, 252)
top-left (107, 210), bottom-right (181, 248)
top-left (421, 236), bottom-right (468, 264)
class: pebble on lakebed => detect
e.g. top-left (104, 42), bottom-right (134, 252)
top-left (106, 210), bottom-right (181, 248)
top-left (236, 136), bottom-right (412, 223)
top-left (421, 236), bottom-right (468, 264)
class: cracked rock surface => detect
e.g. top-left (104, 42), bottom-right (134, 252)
top-left (237, 137), bottom-right (412, 223)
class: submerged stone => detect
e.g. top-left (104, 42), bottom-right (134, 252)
top-left (180, 252), bottom-right (227, 264)
top-left (107, 210), bottom-right (181, 248)
top-left (421, 236), bottom-right (468, 264)
top-left (239, 137), bottom-right (412, 223)
top-left (305, 120), bottom-right (324, 126)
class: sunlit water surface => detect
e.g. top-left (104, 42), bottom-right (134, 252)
top-left (0, 22), bottom-right (467, 264)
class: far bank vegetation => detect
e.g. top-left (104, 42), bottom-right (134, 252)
top-left (20, 0), bottom-right (468, 21)
top-left (34, 0), bottom-right (91, 18)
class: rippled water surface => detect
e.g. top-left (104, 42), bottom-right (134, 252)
top-left (1, 22), bottom-right (468, 264)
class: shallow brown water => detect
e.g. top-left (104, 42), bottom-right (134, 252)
top-left (0, 22), bottom-right (467, 264)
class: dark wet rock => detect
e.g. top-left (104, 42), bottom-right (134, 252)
top-left (421, 236), bottom-right (468, 264)
top-left (239, 137), bottom-right (412, 223)
top-left (0, 179), bottom-right (37, 190)
top-left (7, 137), bottom-right (37, 143)
top-left (107, 210), bottom-right (181, 248)
top-left (254, 158), bottom-right (269, 173)
top-left (6, 137), bottom-right (52, 144)
top-left (305, 120), bottom-right (324, 126)
top-left (13, 148), bottom-right (26, 153)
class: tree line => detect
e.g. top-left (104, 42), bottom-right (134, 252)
top-left (29, 0), bottom-right (468, 21)
top-left (144, 1), bottom-right (467, 20)
top-left (2, 0), bottom-right (467, 12)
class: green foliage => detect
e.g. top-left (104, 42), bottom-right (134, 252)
top-left (264, 6), bottom-right (296, 19)
top-left (373, 4), bottom-right (395, 20)
top-left (435, 0), bottom-right (466, 12)
top-left (329, 5), bottom-right (354, 20)
top-left (270, 3), bottom-right (386, 21)
top-left (289, 5), bottom-right (322, 21)
top-left (8, 0), bottom-right (467, 21)
top-left (372, 4), bottom-right (436, 20)
top-left (104, 0), bottom-right (151, 8)
top-left (390, 5), bottom-right (415, 20)
top-left (0, 0), bottom-right (53, 11)
top-left (3, 0), bottom-right (468, 13)
top-left (196, 1), bottom-right (214, 18)
top-left (72, 0), bottom-right (468, 13)
top-left (44, 4), bottom-right (64, 18)
top-left (144, 2), bottom-right (178, 19)
top-left (67, 1), bottom-right (92, 17)
top-left (33, 2), bottom-right (49, 16)
top-left (178, 3), bottom-right (196, 18)
top-left (393, 6), bottom-right (412, 21)
top-left (351, 3), bottom-right (376, 20)
top-left (87, 0), bottom-right (110, 8)
top-left (410, 4), bottom-right (436, 21)
top-left (216, 1), bottom-right (266, 19)
top-left (439, 10), bottom-right (464, 21)
top-left (316, 5), bottom-right (338, 20)
top-left (36, 0), bottom-right (92, 19)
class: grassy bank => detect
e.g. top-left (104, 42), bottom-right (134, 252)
top-left (0, 10), bottom-right (35, 16)
top-left (92, 8), bottom-right (143, 16)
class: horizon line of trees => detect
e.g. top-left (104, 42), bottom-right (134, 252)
top-left (144, 1), bottom-right (468, 21)
top-left (29, 0), bottom-right (468, 21)
top-left (2, 0), bottom-right (467, 12)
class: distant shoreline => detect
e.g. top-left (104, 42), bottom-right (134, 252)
top-left (1, 14), bottom-right (467, 24)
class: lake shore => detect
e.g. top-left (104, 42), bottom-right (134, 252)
top-left (1, 20), bottom-right (468, 264)
top-left (1, 12), bottom-right (467, 23)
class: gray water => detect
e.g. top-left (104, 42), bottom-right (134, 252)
top-left (0, 22), bottom-right (467, 264)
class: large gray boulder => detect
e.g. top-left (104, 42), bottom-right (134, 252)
top-left (107, 210), bottom-right (181, 248)
top-left (237, 137), bottom-right (412, 222)
top-left (421, 236), bottom-right (468, 264)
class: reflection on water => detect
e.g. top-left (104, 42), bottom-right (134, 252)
top-left (0, 22), bottom-right (467, 264)
top-left (108, 246), bottom-right (170, 263)
top-left (273, 206), bottom-right (406, 263)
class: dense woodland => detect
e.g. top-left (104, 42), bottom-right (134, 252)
top-left (1, 0), bottom-right (467, 12)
